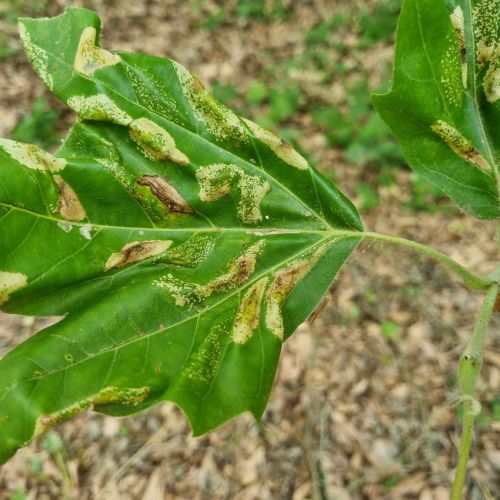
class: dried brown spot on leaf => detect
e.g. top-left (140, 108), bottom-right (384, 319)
top-left (105, 240), bottom-right (173, 271)
top-left (137, 175), bottom-right (193, 214)
top-left (0, 271), bottom-right (28, 306)
top-left (431, 120), bottom-right (491, 172)
top-left (232, 277), bottom-right (269, 344)
top-left (74, 26), bottom-right (121, 76)
top-left (53, 175), bottom-right (86, 221)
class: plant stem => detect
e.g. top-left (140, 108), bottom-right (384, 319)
top-left (334, 230), bottom-right (493, 292)
top-left (451, 282), bottom-right (499, 500)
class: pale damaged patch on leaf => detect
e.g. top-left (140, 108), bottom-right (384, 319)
top-left (232, 277), bottom-right (269, 344)
top-left (19, 23), bottom-right (52, 90)
top-left (33, 386), bottom-right (149, 439)
top-left (473, 0), bottom-right (499, 66)
top-left (173, 61), bottom-right (248, 142)
top-left (243, 119), bottom-right (309, 170)
top-left (431, 120), bottom-right (491, 172)
top-left (0, 139), bottom-right (66, 172)
top-left (184, 327), bottom-right (223, 383)
top-left (484, 59), bottom-right (500, 102)
top-left (137, 175), bottom-right (193, 213)
top-left (74, 26), bottom-right (121, 76)
top-left (105, 240), bottom-right (173, 271)
top-left (450, 6), bottom-right (467, 88)
top-left (79, 224), bottom-right (93, 240)
top-left (163, 234), bottom-right (216, 267)
top-left (129, 118), bottom-right (189, 165)
top-left (155, 240), bottom-right (265, 307)
top-left (68, 95), bottom-right (132, 126)
top-left (266, 244), bottom-right (328, 340)
top-left (53, 175), bottom-right (86, 221)
top-left (196, 163), bottom-right (270, 224)
top-left (0, 271), bottom-right (28, 306)
top-left (472, 0), bottom-right (499, 102)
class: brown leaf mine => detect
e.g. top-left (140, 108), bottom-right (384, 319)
top-left (137, 175), bottom-right (193, 214)
top-left (53, 175), bottom-right (86, 221)
top-left (105, 240), bottom-right (173, 271)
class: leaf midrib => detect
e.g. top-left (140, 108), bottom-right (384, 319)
top-left (0, 202), bottom-right (334, 235)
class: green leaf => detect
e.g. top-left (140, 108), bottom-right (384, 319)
top-left (372, 0), bottom-right (500, 220)
top-left (0, 7), bottom-right (362, 463)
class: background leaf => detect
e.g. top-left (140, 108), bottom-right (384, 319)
top-left (372, 0), bottom-right (500, 220)
top-left (0, 7), bottom-right (362, 463)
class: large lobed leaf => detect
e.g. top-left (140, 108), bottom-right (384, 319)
top-left (373, 0), bottom-right (500, 220)
top-left (0, 8), bottom-right (362, 463)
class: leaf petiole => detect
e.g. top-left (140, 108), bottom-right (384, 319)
top-left (330, 230), bottom-right (495, 292)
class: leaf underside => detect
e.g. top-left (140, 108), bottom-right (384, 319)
top-left (0, 8), bottom-right (362, 463)
top-left (373, 0), bottom-right (500, 220)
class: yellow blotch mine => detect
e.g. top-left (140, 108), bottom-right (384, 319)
top-left (431, 120), bottom-right (491, 172)
top-left (266, 244), bottom-right (328, 340)
top-left (19, 24), bottom-right (52, 90)
top-left (74, 26), bottom-right (121, 76)
top-left (161, 234), bottom-right (216, 268)
top-left (243, 119), bottom-right (309, 170)
top-left (68, 95), bottom-right (133, 126)
top-left (33, 386), bottom-right (149, 439)
top-left (129, 118), bottom-right (189, 165)
top-left (450, 6), bottom-right (467, 88)
top-left (196, 163), bottom-right (270, 224)
top-left (137, 175), bottom-right (193, 213)
top-left (105, 240), bottom-right (173, 271)
top-left (173, 61), bottom-right (248, 142)
top-left (184, 328), bottom-right (223, 383)
top-left (0, 139), bottom-right (66, 172)
top-left (0, 271), bottom-right (28, 306)
top-left (53, 175), bottom-right (86, 221)
top-left (484, 60), bottom-right (500, 102)
top-left (472, 0), bottom-right (499, 101)
top-left (156, 240), bottom-right (265, 307)
top-left (473, 0), bottom-right (498, 66)
top-left (232, 277), bottom-right (269, 344)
